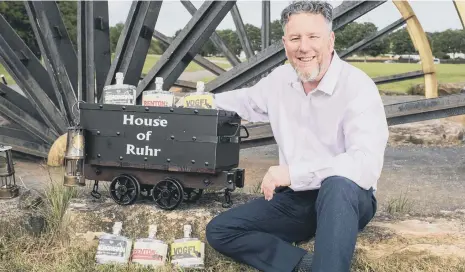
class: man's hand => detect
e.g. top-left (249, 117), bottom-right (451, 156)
top-left (261, 165), bottom-right (291, 201)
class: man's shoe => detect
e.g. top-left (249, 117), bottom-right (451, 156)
top-left (293, 252), bottom-right (313, 272)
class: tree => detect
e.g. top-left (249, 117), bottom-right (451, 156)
top-left (0, 2), bottom-right (41, 58)
top-left (389, 28), bottom-right (415, 55)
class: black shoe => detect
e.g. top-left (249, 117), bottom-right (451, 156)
top-left (293, 252), bottom-right (313, 272)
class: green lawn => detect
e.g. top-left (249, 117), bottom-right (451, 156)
top-left (1, 54), bottom-right (463, 95)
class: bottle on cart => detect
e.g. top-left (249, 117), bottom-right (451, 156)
top-left (170, 224), bottom-right (205, 269)
top-left (131, 224), bottom-right (168, 267)
top-left (142, 77), bottom-right (175, 107)
top-left (182, 81), bottom-right (215, 109)
top-left (95, 221), bottom-right (132, 265)
top-left (102, 72), bottom-right (137, 105)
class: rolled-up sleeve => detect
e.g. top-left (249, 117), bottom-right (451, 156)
top-left (289, 84), bottom-right (389, 191)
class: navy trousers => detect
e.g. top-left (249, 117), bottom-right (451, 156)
top-left (205, 176), bottom-right (377, 272)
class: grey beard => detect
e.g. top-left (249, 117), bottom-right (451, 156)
top-left (295, 64), bottom-right (320, 82)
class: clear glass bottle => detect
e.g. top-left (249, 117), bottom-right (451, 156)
top-left (131, 224), bottom-right (168, 267)
top-left (142, 77), bottom-right (175, 107)
top-left (182, 81), bottom-right (216, 109)
top-left (170, 224), bottom-right (205, 269)
top-left (95, 221), bottom-right (132, 264)
top-left (102, 72), bottom-right (137, 105)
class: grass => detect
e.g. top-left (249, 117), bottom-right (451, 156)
top-left (385, 191), bottom-right (413, 215)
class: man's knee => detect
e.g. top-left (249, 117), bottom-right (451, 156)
top-left (318, 176), bottom-right (360, 204)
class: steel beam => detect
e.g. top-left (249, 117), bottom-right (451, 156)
top-left (25, 1), bottom-right (77, 123)
top-left (340, 17), bottom-right (407, 59)
top-left (230, 4), bottom-right (254, 59)
top-left (261, 0), bottom-right (270, 51)
top-left (0, 83), bottom-right (44, 124)
top-left (180, 0), bottom-right (241, 67)
top-left (0, 125), bottom-right (45, 145)
top-left (386, 93), bottom-right (465, 125)
top-left (0, 36), bottom-right (68, 135)
top-left (153, 30), bottom-right (225, 75)
top-left (78, 1), bottom-right (94, 103)
top-left (207, 0), bottom-right (386, 94)
top-left (93, 1), bottom-right (111, 101)
top-left (136, 1), bottom-right (236, 98)
top-left (373, 70), bottom-right (425, 85)
top-left (0, 14), bottom-right (61, 108)
top-left (174, 80), bottom-right (197, 90)
top-left (104, 1), bottom-right (162, 90)
top-left (0, 134), bottom-right (50, 158)
top-left (0, 95), bottom-right (58, 144)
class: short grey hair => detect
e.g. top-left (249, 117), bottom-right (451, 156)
top-left (281, 1), bottom-right (333, 33)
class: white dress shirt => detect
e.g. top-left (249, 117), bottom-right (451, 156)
top-left (214, 51), bottom-right (389, 192)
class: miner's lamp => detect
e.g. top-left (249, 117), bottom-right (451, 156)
top-left (63, 126), bottom-right (86, 187)
top-left (0, 145), bottom-right (19, 199)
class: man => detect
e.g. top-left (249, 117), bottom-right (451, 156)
top-left (205, 1), bottom-right (389, 271)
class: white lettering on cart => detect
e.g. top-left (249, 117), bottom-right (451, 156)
top-left (123, 114), bottom-right (168, 127)
top-left (126, 144), bottom-right (161, 156)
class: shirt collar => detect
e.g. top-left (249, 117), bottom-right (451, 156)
top-left (290, 51), bottom-right (343, 96)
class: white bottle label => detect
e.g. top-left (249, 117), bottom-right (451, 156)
top-left (142, 92), bottom-right (174, 107)
top-left (170, 239), bottom-right (205, 268)
top-left (95, 237), bottom-right (130, 264)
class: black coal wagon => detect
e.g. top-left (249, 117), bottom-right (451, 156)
top-left (63, 102), bottom-right (248, 210)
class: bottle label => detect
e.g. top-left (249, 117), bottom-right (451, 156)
top-left (132, 241), bottom-right (168, 266)
top-left (142, 92), bottom-right (174, 107)
top-left (103, 88), bottom-right (136, 105)
top-left (183, 94), bottom-right (215, 109)
top-left (95, 237), bottom-right (129, 263)
top-left (170, 240), bottom-right (205, 268)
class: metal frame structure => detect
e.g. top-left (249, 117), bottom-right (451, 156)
top-left (0, 0), bottom-right (463, 158)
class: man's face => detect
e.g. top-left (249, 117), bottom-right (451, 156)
top-left (282, 13), bottom-right (335, 82)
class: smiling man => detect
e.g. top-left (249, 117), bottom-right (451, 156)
top-left (205, 1), bottom-right (389, 272)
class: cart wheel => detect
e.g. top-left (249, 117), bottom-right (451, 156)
top-left (152, 177), bottom-right (184, 210)
top-left (109, 174), bottom-right (140, 205)
top-left (183, 188), bottom-right (203, 203)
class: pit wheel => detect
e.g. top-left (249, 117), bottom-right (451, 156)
top-left (183, 188), bottom-right (203, 203)
top-left (109, 174), bottom-right (140, 205)
top-left (152, 177), bottom-right (184, 210)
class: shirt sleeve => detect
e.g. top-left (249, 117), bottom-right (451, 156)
top-left (213, 73), bottom-right (272, 123)
top-left (288, 87), bottom-right (389, 191)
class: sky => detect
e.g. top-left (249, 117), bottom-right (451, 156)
top-left (107, 0), bottom-right (464, 37)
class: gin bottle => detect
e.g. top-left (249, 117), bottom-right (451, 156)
top-left (183, 81), bottom-right (215, 109)
top-left (102, 72), bottom-right (137, 105)
top-left (131, 224), bottom-right (168, 267)
top-left (170, 224), bottom-right (205, 269)
top-left (95, 222), bottom-right (132, 264)
top-left (142, 77), bottom-right (175, 107)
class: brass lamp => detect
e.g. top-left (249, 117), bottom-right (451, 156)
top-left (0, 145), bottom-right (19, 199)
top-left (63, 126), bottom-right (86, 187)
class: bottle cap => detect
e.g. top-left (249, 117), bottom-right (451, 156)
top-left (183, 224), bottom-right (192, 238)
top-left (148, 224), bottom-right (157, 238)
top-left (196, 81), bottom-right (205, 92)
top-left (115, 72), bottom-right (124, 85)
top-left (113, 221), bottom-right (123, 235)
